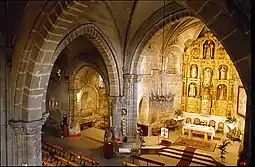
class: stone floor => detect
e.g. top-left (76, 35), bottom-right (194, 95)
top-left (42, 127), bottom-right (241, 166)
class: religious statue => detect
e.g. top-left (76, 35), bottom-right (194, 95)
top-left (104, 128), bottom-right (113, 142)
top-left (203, 67), bottom-right (213, 86)
top-left (218, 84), bottom-right (227, 100)
top-left (201, 86), bottom-right (211, 115)
top-left (190, 64), bottom-right (198, 78)
top-left (203, 40), bottom-right (215, 59)
top-left (219, 65), bottom-right (228, 80)
top-left (188, 83), bottom-right (197, 97)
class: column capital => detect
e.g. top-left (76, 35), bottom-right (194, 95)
top-left (9, 112), bottom-right (49, 136)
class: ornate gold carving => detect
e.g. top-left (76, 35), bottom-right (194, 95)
top-left (181, 32), bottom-right (235, 116)
top-left (188, 83), bottom-right (197, 97)
top-left (219, 65), bottom-right (228, 80)
top-left (191, 48), bottom-right (199, 58)
top-left (190, 64), bottom-right (198, 78)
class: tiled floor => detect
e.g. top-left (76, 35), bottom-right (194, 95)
top-left (43, 127), bottom-right (241, 166)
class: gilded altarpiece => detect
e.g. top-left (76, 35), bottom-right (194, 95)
top-left (181, 32), bottom-right (234, 116)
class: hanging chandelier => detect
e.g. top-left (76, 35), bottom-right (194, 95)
top-left (149, 0), bottom-right (175, 109)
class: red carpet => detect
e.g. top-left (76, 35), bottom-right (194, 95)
top-left (176, 147), bottom-right (196, 166)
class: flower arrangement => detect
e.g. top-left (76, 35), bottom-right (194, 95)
top-left (225, 116), bottom-right (237, 124)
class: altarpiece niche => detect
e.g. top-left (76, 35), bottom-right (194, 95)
top-left (181, 32), bottom-right (235, 116)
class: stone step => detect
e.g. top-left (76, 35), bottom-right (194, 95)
top-left (159, 147), bottom-right (216, 166)
top-left (163, 147), bottom-right (214, 162)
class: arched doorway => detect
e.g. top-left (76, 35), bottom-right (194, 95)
top-left (138, 96), bottom-right (150, 125)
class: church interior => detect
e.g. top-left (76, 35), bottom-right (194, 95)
top-left (0, 0), bottom-right (251, 166)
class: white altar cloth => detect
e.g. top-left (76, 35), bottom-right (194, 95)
top-left (182, 123), bottom-right (215, 140)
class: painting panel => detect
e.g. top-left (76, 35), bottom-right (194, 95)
top-left (237, 86), bottom-right (247, 117)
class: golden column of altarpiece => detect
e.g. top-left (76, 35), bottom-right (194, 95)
top-left (181, 32), bottom-right (235, 116)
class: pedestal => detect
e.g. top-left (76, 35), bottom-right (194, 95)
top-left (103, 142), bottom-right (114, 159)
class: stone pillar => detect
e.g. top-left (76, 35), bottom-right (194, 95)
top-left (123, 74), bottom-right (141, 141)
top-left (108, 96), bottom-right (121, 139)
top-left (9, 112), bottom-right (49, 166)
top-left (0, 32), bottom-right (7, 166)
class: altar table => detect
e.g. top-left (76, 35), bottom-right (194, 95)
top-left (182, 123), bottom-right (215, 140)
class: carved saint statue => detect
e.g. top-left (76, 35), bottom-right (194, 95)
top-left (219, 65), bottom-right (228, 80)
top-left (218, 84), bottom-right (227, 100)
top-left (203, 68), bottom-right (213, 86)
top-left (188, 83), bottom-right (197, 97)
top-left (190, 64), bottom-right (198, 78)
top-left (201, 86), bottom-right (211, 115)
top-left (203, 40), bottom-right (215, 59)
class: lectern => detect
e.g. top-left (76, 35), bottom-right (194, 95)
top-left (103, 127), bottom-right (114, 159)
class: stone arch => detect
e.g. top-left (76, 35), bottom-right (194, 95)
top-left (14, 23), bottom-right (120, 122)
top-left (130, 11), bottom-right (194, 75)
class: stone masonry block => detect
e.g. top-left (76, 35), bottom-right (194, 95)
top-left (208, 12), bottom-right (236, 40)
top-left (198, 1), bottom-right (221, 23)
top-left (27, 61), bottom-right (35, 74)
top-left (42, 41), bottom-right (58, 51)
top-left (23, 108), bottom-right (43, 122)
top-left (39, 75), bottom-right (50, 89)
top-left (49, 10), bottom-right (59, 24)
top-left (185, 0), bottom-right (206, 13)
top-left (22, 93), bottom-right (43, 111)
top-left (25, 73), bottom-right (40, 90)
top-left (222, 29), bottom-right (250, 62)
top-left (42, 51), bottom-right (55, 64)
top-left (54, 3), bottom-right (64, 17)
top-left (235, 58), bottom-right (250, 89)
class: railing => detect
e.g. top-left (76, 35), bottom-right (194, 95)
top-left (132, 155), bottom-right (165, 166)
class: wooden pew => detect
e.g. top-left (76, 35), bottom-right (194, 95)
top-left (42, 150), bottom-right (55, 162)
top-left (54, 154), bottom-right (80, 166)
top-left (69, 150), bottom-right (98, 166)
top-left (122, 161), bottom-right (139, 166)
top-left (51, 144), bottom-right (64, 155)
top-left (133, 155), bottom-right (165, 166)
top-left (42, 160), bottom-right (55, 166)
top-left (42, 140), bottom-right (99, 166)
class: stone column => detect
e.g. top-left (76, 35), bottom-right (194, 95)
top-left (0, 32), bottom-right (7, 166)
top-left (108, 96), bottom-right (121, 139)
top-left (9, 112), bottom-right (49, 166)
top-left (123, 74), bottom-right (141, 141)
